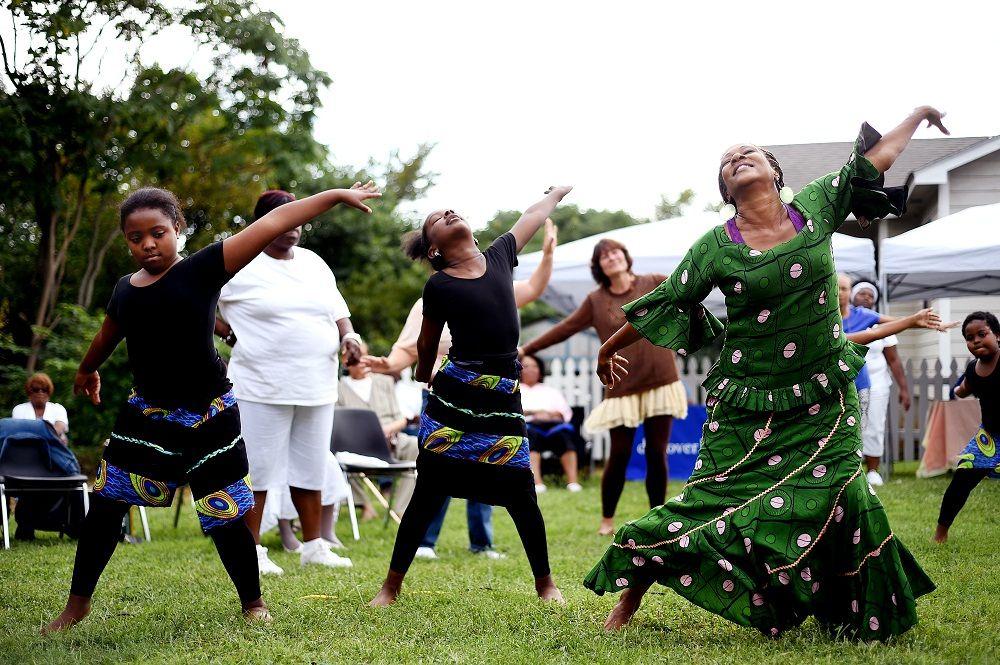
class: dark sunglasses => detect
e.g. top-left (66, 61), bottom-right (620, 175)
top-left (28, 386), bottom-right (50, 394)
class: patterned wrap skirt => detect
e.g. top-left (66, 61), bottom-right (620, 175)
top-left (584, 384), bottom-right (935, 640)
top-left (94, 389), bottom-right (254, 531)
top-left (419, 356), bottom-right (530, 470)
top-left (956, 426), bottom-right (1000, 478)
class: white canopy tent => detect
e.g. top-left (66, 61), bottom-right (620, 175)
top-left (881, 202), bottom-right (1000, 301)
top-left (515, 211), bottom-right (877, 315)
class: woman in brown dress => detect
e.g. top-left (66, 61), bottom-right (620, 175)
top-left (520, 239), bottom-right (686, 534)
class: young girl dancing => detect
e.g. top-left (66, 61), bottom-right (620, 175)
top-left (369, 185), bottom-right (573, 607)
top-left (44, 183), bottom-right (380, 633)
top-left (934, 311), bottom-right (1000, 543)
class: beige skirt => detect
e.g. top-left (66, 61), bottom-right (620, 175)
top-left (583, 380), bottom-right (688, 434)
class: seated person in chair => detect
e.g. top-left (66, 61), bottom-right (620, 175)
top-left (521, 354), bottom-right (583, 493)
top-left (12, 373), bottom-right (69, 444)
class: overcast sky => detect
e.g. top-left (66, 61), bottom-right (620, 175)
top-left (76, 1), bottom-right (1000, 225)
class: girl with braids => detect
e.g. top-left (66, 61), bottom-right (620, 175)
top-left (44, 183), bottom-right (380, 633)
top-left (585, 107), bottom-right (952, 640)
top-left (370, 186), bottom-right (572, 607)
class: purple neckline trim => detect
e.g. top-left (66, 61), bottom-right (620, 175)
top-left (724, 205), bottom-right (804, 245)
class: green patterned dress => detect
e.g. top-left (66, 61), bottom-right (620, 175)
top-left (584, 124), bottom-right (934, 640)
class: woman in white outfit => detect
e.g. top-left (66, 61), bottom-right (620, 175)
top-left (850, 281), bottom-right (911, 487)
top-left (217, 186), bottom-right (373, 574)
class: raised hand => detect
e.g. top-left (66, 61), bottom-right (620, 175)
top-left (543, 218), bottom-right (558, 254)
top-left (544, 185), bottom-right (574, 200)
top-left (74, 370), bottom-right (102, 406)
top-left (596, 352), bottom-right (630, 389)
top-left (341, 183), bottom-right (381, 214)
top-left (910, 308), bottom-right (943, 330)
top-left (915, 106), bottom-right (949, 135)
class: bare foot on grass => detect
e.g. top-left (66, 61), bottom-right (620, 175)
top-left (42, 595), bottom-right (91, 635)
top-left (369, 570), bottom-right (404, 607)
top-left (598, 518), bottom-right (615, 536)
top-left (603, 584), bottom-right (650, 631)
top-left (535, 575), bottom-right (565, 604)
top-left (933, 524), bottom-right (949, 544)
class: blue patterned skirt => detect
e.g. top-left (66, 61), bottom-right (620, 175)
top-left (956, 426), bottom-right (1000, 478)
top-left (419, 356), bottom-right (530, 470)
top-left (94, 389), bottom-right (253, 530)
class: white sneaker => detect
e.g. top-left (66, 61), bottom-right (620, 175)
top-left (300, 538), bottom-right (353, 568)
top-left (474, 549), bottom-right (507, 560)
top-left (534, 483), bottom-right (548, 494)
top-left (866, 470), bottom-right (884, 487)
top-left (256, 545), bottom-right (284, 576)
top-left (415, 546), bottom-right (438, 559)
top-left (566, 482), bottom-right (583, 492)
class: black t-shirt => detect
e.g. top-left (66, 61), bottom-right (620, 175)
top-left (964, 359), bottom-right (1000, 434)
top-left (107, 242), bottom-right (233, 410)
top-left (422, 232), bottom-right (519, 360)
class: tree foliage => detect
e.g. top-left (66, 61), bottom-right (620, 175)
top-left (655, 188), bottom-right (696, 220)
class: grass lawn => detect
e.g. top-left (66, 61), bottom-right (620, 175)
top-left (1, 466), bottom-right (997, 664)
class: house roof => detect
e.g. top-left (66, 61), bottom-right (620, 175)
top-left (765, 135), bottom-right (991, 190)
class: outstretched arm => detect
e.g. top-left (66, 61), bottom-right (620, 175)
top-left (513, 218), bottom-right (557, 307)
top-left (864, 107), bottom-right (949, 174)
top-left (414, 316), bottom-right (446, 383)
top-left (846, 308), bottom-right (951, 345)
top-left (75, 315), bottom-right (125, 405)
top-left (509, 187), bottom-right (572, 252)
top-left (222, 182), bottom-right (380, 274)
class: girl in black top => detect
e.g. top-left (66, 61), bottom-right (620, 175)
top-left (44, 182), bottom-right (380, 633)
top-left (370, 185), bottom-right (573, 607)
top-left (935, 311), bottom-right (1000, 543)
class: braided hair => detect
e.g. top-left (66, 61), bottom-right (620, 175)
top-left (119, 187), bottom-right (186, 231)
top-left (717, 147), bottom-right (786, 205)
top-left (403, 214), bottom-right (447, 271)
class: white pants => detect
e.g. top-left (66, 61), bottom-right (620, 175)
top-left (862, 387), bottom-right (890, 458)
top-left (239, 400), bottom-right (334, 491)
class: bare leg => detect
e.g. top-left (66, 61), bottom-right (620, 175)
top-left (560, 450), bottom-right (578, 485)
top-left (530, 451), bottom-right (544, 486)
top-left (321, 503), bottom-right (341, 544)
top-left (933, 523), bottom-right (949, 544)
top-left (864, 455), bottom-right (880, 472)
top-left (277, 519), bottom-right (302, 552)
top-left (604, 577), bottom-right (654, 631)
top-left (243, 490), bottom-right (268, 545)
top-left (289, 486), bottom-right (322, 542)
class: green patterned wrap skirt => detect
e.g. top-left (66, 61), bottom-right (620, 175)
top-left (584, 385), bottom-right (934, 639)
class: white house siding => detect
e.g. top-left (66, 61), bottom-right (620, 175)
top-left (949, 151), bottom-right (1000, 213)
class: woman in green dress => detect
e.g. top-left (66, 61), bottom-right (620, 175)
top-left (585, 107), bottom-right (951, 640)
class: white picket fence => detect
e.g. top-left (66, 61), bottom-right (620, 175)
top-left (543, 355), bottom-right (712, 461)
top-left (546, 354), bottom-right (958, 470)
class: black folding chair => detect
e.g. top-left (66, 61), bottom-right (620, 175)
top-left (331, 407), bottom-right (416, 541)
top-left (0, 438), bottom-right (89, 549)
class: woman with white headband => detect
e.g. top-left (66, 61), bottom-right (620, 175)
top-left (849, 281), bottom-right (913, 487)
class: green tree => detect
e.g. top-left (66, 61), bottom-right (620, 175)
top-left (0, 0), bottom-right (330, 370)
top-left (655, 188), bottom-right (696, 220)
top-left (476, 205), bottom-right (649, 252)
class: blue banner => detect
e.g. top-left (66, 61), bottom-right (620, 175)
top-left (624, 405), bottom-right (707, 481)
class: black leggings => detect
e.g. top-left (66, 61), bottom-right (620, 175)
top-left (69, 494), bottom-right (261, 607)
top-left (601, 415), bottom-right (673, 519)
top-left (389, 472), bottom-right (550, 579)
top-left (937, 468), bottom-right (991, 527)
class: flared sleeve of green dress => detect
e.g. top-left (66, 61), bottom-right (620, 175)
top-left (621, 231), bottom-right (725, 357)
top-left (794, 122), bottom-right (908, 232)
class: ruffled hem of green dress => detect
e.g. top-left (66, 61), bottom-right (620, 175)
top-left (701, 341), bottom-right (869, 412)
